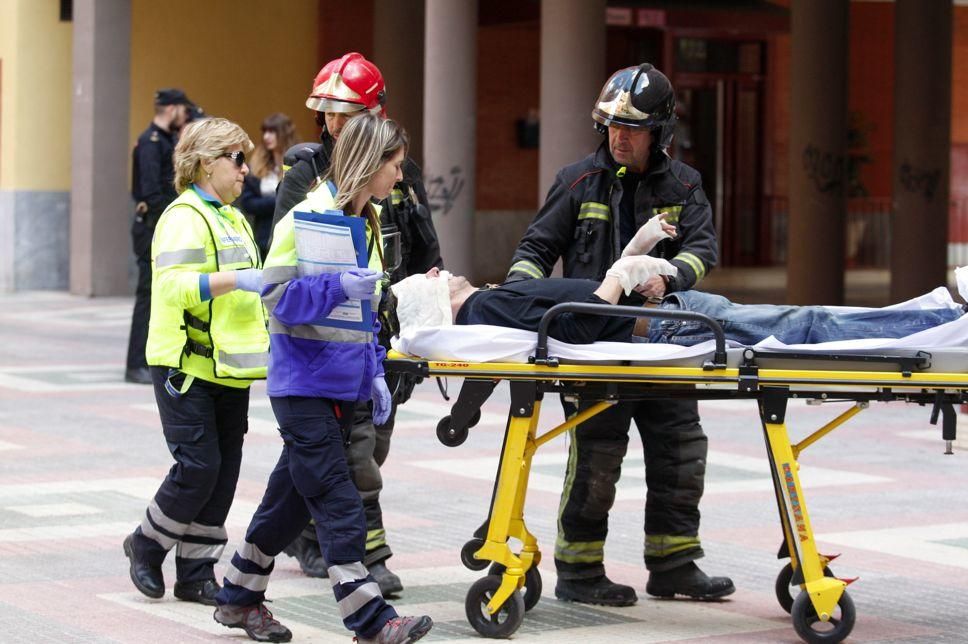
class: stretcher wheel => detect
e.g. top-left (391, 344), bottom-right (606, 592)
top-left (791, 589), bottom-right (855, 644)
top-left (437, 416), bottom-right (469, 447)
top-left (465, 574), bottom-right (526, 639)
top-left (461, 538), bottom-right (489, 571)
top-left (775, 562), bottom-right (834, 614)
top-left (488, 563), bottom-right (543, 611)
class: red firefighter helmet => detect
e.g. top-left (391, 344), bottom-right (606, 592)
top-left (306, 52), bottom-right (387, 115)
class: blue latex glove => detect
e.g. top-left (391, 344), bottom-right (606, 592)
top-left (235, 268), bottom-right (264, 293)
top-left (340, 268), bottom-right (381, 300)
top-left (371, 375), bottom-right (392, 426)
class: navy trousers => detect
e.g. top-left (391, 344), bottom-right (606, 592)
top-left (217, 396), bottom-right (395, 638)
top-left (132, 367), bottom-right (247, 582)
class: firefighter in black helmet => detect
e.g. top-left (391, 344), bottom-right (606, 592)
top-left (507, 63), bottom-right (731, 606)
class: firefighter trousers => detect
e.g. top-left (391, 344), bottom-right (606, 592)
top-left (555, 395), bottom-right (708, 580)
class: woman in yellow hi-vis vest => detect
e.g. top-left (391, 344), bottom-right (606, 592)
top-left (123, 118), bottom-right (269, 608)
top-left (213, 114), bottom-right (433, 644)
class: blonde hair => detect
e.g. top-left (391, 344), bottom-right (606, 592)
top-left (324, 114), bottom-right (408, 212)
top-left (173, 118), bottom-right (254, 193)
top-left (249, 112), bottom-right (297, 179)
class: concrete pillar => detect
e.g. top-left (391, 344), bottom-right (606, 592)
top-left (70, 0), bottom-right (131, 296)
top-left (890, 0), bottom-right (952, 301)
top-left (787, 0), bottom-right (849, 305)
top-left (539, 0), bottom-right (605, 201)
top-left (374, 0), bottom-right (425, 167)
top-left (424, 0), bottom-right (477, 277)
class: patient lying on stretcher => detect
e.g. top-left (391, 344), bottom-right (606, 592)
top-left (389, 260), bottom-right (965, 347)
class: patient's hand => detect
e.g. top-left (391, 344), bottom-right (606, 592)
top-left (621, 213), bottom-right (677, 257)
top-left (634, 275), bottom-right (667, 298)
top-left (606, 255), bottom-right (677, 295)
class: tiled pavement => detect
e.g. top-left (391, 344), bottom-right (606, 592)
top-left (3, 291), bottom-right (968, 643)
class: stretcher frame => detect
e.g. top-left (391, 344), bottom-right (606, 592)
top-left (386, 302), bottom-right (966, 643)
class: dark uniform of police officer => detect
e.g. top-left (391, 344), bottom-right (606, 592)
top-left (272, 53), bottom-right (443, 597)
top-left (125, 88), bottom-right (192, 384)
top-left (507, 64), bottom-right (733, 606)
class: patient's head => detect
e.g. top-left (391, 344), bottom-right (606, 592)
top-left (389, 268), bottom-right (470, 335)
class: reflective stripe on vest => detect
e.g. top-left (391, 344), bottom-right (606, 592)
top-left (156, 247), bottom-right (207, 268)
top-left (267, 317), bottom-right (373, 344)
top-left (578, 201), bottom-right (610, 221)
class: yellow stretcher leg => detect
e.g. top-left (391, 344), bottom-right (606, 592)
top-left (761, 388), bottom-right (847, 624)
top-left (475, 388), bottom-right (615, 616)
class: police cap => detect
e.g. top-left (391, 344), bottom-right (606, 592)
top-left (154, 88), bottom-right (192, 106)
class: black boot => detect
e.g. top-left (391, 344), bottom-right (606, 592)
top-left (646, 561), bottom-right (735, 600)
top-left (555, 575), bottom-right (637, 606)
top-left (174, 579), bottom-right (221, 606)
top-left (368, 560), bottom-right (403, 597)
top-left (281, 534), bottom-right (328, 578)
top-left (123, 534), bottom-right (164, 598)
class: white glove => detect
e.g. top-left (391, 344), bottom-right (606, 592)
top-left (605, 255), bottom-right (678, 295)
top-left (621, 213), bottom-right (677, 257)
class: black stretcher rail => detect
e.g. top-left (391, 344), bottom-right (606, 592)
top-left (534, 301), bottom-right (728, 369)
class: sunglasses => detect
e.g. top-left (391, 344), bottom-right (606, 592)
top-left (221, 150), bottom-right (246, 168)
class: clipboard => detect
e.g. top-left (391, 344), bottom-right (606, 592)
top-left (293, 209), bottom-right (373, 332)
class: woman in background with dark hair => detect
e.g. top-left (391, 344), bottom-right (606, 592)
top-left (241, 112), bottom-right (297, 257)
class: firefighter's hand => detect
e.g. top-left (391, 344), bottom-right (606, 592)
top-left (371, 375), bottom-right (392, 426)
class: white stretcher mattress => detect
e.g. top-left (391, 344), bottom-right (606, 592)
top-left (391, 268), bottom-right (968, 368)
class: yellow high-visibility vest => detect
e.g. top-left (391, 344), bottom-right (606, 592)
top-left (146, 187), bottom-right (269, 386)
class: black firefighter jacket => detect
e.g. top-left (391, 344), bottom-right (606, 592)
top-left (507, 143), bottom-right (718, 294)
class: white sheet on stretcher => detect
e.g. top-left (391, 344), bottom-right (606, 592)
top-left (391, 267), bottom-right (968, 364)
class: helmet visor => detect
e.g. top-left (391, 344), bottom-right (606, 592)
top-left (594, 70), bottom-right (650, 127)
top-left (305, 96), bottom-right (367, 114)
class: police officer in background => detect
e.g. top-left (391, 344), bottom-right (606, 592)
top-left (125, 88), bottom-right (193, 384)
top-left (507, 63), bottom-right (732, 606)
top-left (274, 53), bottom-right (443, 596)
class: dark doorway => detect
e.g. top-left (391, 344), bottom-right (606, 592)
top-left (672, 37), bottom-right (767, 266)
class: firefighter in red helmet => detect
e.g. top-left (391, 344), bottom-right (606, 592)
top-left (273, 53), bottom-right (443, 598)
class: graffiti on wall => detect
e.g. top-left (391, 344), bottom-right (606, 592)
top-left (802, 144), bottom-right (846, 195)
top-left (426, 166), bottom-right (466, 215)
top-left (898, 162), bottom-right (942, 202)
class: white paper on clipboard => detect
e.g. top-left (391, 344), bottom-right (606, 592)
top-left (293, 210), bottom-right (372, 331)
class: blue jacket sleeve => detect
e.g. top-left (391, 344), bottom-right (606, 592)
top-left (271, 273), bottom-right (348, 326)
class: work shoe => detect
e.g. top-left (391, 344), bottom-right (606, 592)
top-left (646, 561), bottom-right (735, 600)
top-left (282, 533), bottom-right (328, 578)
top-left (174, 579), bottom-right (220, 606)
top-left (355, 615), bottom-right (433, 644)
top-left (213, 603), bottom-right (292, 643)
top-left (369, 560), bottom-right (403, 597)
top-left (123, 533), bottom-right (164, 599)
top-left (554, 575), bottom-right (638, 606)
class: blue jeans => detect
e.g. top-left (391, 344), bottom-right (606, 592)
top-left (647, 291), bottom-right (963, 346)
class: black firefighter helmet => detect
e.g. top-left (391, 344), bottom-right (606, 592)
top-left (592, 63), bottom-right (677, 149)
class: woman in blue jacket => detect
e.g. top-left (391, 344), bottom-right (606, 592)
top-left (213, 114), bottom-right (432, 644)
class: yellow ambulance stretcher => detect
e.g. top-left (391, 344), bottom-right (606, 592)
top-left (386, 302), bottom-right (968, 644)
